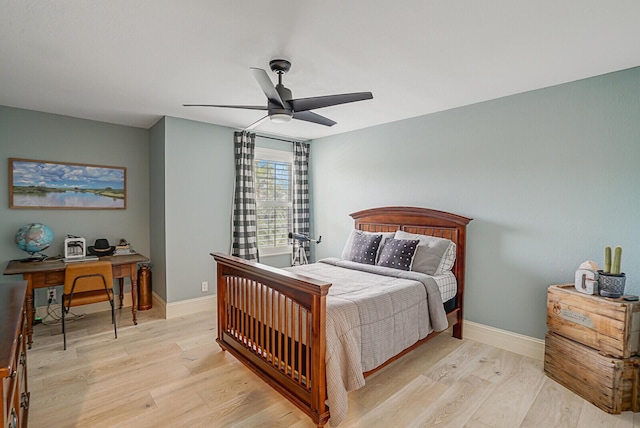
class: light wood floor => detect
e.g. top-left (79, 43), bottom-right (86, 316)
top-left (27, 306), bottom-right (640, 427)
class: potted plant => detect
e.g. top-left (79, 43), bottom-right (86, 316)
top-left (598, 246), bottom-right (626, 298)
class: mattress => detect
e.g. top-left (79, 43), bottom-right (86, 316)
top-left (432, 270), bottom-right (457, 303)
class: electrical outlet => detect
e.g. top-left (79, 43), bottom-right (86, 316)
top-left (201, 281), bottom-right (208, 293)
top-left (48, 287), bottom-right (56, 301)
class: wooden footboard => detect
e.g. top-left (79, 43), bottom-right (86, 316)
top-left (212, 253), bottom-right (332, 427)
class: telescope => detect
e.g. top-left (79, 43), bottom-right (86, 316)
top-left (289, 232), bottom-right (321, 265)
top-left (288, 232), bottom-right (322, 244)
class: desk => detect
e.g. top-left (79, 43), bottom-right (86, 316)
top-left (3, 253), bottom-right (149, 348)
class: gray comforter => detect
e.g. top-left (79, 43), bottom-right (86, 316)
top-left (286, 258), bottom-right (449, 426)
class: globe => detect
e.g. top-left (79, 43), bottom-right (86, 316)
top-left (15, 223), bottom-right (55, 260)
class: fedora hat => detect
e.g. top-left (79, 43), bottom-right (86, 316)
top-left (88, 238), bottom-right (115, 256)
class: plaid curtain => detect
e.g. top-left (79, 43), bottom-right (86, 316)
top-left (231, 131), bottom-right (259, 261)
top-left (292, 141), bottom-right (310, 261)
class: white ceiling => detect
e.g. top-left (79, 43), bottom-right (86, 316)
top-left (2, 1), bottom-right (640, 141)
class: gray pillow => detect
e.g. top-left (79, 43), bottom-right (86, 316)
top-left (348, 231), bottom-right (382, 265)
top-left (394, 230), bottom-right (455, 275)
top-left (376, 238), bottom-right (419, 271)
top-left (341, 229), bottom-right (395, 260)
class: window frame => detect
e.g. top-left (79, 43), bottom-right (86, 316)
top-left (254, 147), bottom-right (293, 257)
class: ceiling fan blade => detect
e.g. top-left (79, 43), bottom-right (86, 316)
top-left (183, 104), bottom-right (267, 110)
top-left (245, 115), bottom-right (270, 130)
top-left (289, 92), bottom-right (373, 112)
top-left (250, 68), bottom-right (285, 108)
top-left (292, 110), bottom-right (337, 127)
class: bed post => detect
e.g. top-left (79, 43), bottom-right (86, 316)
top-left (216, 259), bottom-right (227, 350)
top-left (452, 221), bottom-right (467, 339)
top-left (311, 292), bottom-right (328, 423)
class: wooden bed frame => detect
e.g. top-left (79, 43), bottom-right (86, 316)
top-left (211, 206), bottom-right (472, 427)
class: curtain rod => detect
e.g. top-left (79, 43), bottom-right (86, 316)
top-left (238, 129), bottom-right (307, 144)
top-left (256, 134), bottom-right (298, 143)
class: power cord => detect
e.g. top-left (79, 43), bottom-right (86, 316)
top-left (41, 296), bottom-right (85, 325)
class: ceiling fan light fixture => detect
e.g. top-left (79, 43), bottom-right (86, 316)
top-left (270, 113), bottom-right (292, 123)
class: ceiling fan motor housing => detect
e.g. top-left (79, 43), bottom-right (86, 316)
top-left (268, 103), bottom-right (292, 117)
top-left (272, 86), bottom-right (293, 117)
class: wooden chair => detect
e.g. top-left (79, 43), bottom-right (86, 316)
top-left (62, 261), bottom-right (117, 350)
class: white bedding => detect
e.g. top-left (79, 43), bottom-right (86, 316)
top-left (286, 258), bottom-right (450, 426)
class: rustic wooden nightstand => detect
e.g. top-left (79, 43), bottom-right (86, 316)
top-left (544, 284), bottom-right (640, 414)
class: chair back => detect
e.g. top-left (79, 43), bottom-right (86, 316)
top-left (64, 261), bottom-right (113, 294)
top-left (62, 260), bottom-right (117, 350)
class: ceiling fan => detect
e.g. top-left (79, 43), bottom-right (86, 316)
top-left (184, 59), bottom-right (373, 129)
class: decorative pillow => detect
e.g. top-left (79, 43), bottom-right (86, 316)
top-left (394, 230), bottom-right (456, 275)
top-left (348, 231), bottom-right (383, 265)
top-left (376, 238), bottom-right (419, 271)
top-left (341, 230), bottom-right (394, 260)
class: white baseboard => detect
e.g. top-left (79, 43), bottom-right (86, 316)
top-left (164, 294), bottom-right (216, 319)
top-left (37, 292), bottom-right (216, 321)
top-left (464, 320), bottom-right (545, 361)
top-left (150, 291), bottom-right (166, 317)
top-left (36, 294), bottom-right (543, 360)
top-left (158, 297), bottom-right (544, 360)
top-left (36, 293), bottom-right (134, 320)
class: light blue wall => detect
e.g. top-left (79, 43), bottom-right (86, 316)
top-left (309, 67), bottom-right (640, 340)
top-left (0, 107), bottom-right (297, 307)
top-left (149, 117), bottom-right (167, 301)
top-left (0, 106), bottom-right (150, 305)
top-left (154, 121), bottom-right (295, 302)
top-left (162, 116), bottom-right (235, 302)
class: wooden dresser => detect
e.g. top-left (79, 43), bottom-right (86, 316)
top-left (545, 284), bottom-right (640, 414)
top-left (1, 281), bottom-right (29, 428)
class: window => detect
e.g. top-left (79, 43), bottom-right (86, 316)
top-left (254, 147), bottom-right (293, 256)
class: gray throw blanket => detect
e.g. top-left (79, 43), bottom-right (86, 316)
top-left (286, 258), bottom-right (449, 426)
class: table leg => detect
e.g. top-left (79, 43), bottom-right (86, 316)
top-left (118, 278), bottom-right (124, 309)
top-left (23, 273), bottom-right (35, 349)
top-left (131, 272), bottom-right (138, 325)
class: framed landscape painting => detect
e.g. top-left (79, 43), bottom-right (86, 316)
top-left (9, 158), bottom-right (126, 209)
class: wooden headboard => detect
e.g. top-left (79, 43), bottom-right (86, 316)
top-left (351, 206), bottom-right (472, 312)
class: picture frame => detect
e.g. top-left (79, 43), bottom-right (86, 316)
top-left (9, 158), bottom-right (126, 209)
